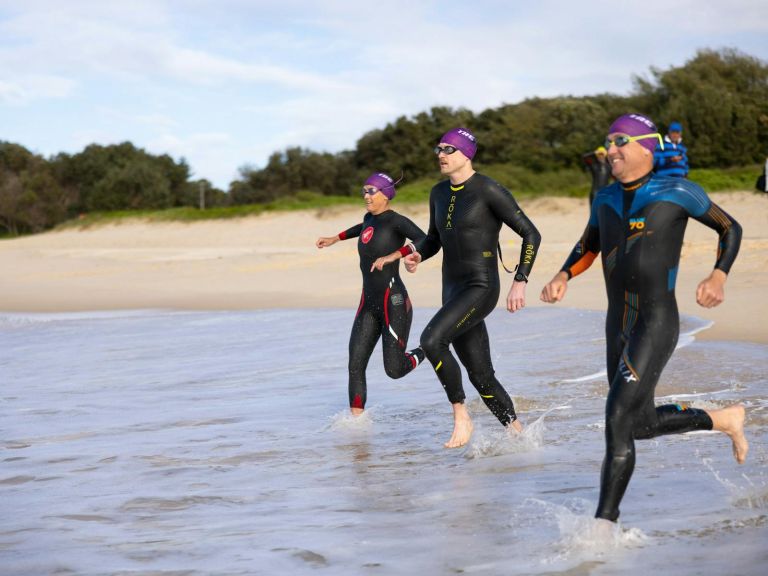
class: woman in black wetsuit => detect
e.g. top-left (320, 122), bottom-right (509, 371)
top-left (541, 113), bottom-right (748, 523)
top-left (373, 128), bottom-right (542, 447)
top-left (316, 172), bottom-right (426, 415)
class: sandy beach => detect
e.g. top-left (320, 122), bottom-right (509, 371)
top-left (1, 191), bottom-right (767, 343)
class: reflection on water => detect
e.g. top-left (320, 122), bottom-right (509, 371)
top-left (1, 308), bottom-right (766, 575)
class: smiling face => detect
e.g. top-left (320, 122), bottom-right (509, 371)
top-left (606, 133), bottom-right (654, 183)
top-left (363, 186), bottom-right (390, 215)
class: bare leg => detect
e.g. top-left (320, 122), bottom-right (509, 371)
top-left (445, 402), bottom-right (474, 448)
top-left (351, 407), bottom-right (364, 417)
top-left (707, 403), bottom-right (748, 464)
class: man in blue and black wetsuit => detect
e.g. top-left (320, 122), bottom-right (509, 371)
top-left (541, 113), bottom-right (749, 523)
top-left (373, 128), bottom-right (541, 448)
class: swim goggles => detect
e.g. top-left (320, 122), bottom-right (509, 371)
top-left (604, 133), bottom-right (664, 150)
top-left (433, 145), bottom-right (459, 156)
top-left (361, 186), bottom-right (380, 196)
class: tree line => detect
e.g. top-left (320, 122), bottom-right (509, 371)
top-left (2, 48), bottom-right (766, 235)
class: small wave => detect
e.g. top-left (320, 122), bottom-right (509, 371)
top-left (0, 309), bottom-right (173, 328)
top-left (326, 408), bottom-right (375, 432)
top-left (464, 410), bottom-right (554, 459)
top-left (676, 316), bottom-right (714, 350)
top-left (561, 370), bottom-right (607, 383)
top-left (702, 457), bottom-right (768, 510)
top-left (656, 388), bottom-right (735, 402)
top-left (522, 497), bottom-right (648, 564)
top-left (554, 508), bottom-right (648, 556)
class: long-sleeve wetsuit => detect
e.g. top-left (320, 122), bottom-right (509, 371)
top-left (409, 173), bottom-right (541, 425)
top-left (339, 210), bottom-right (426, 410)
top-left (583, 152), bottom-right (613, 208)
top-left (560, 172), bottom-right (742, 521)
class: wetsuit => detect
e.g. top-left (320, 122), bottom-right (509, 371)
top-left (339, 210), bottom-right (426, 410)
top-left (583, 152), bottom-right (613, 208)
top-left (560, 172), bottom-right (741, 521)
top-left (408, 173), bottom-right (541, 425)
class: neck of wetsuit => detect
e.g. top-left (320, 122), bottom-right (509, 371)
top-left (450, 171), bottom-right (476, 188)
top-left (621, 171), bottom-right (652, 192)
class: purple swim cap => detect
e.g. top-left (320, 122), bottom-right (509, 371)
top-left (439, 127), bottom-right (478, 160)
top-left (364, 172), bottom-right (397, 199)
top-left (608, 113), bottom-right (660, 153)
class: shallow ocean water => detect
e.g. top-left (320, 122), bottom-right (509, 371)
top-left (1, 307), bottom-right (766, 575)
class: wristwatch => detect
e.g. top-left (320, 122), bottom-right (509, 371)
top-left (514, 272), bottom-right (528, 283)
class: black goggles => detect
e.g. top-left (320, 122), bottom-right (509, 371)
top-left (433, 145), bottom-right (459, 156)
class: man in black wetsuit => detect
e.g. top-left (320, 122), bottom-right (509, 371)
top-left (373, 128), bottom-right (541, 448)
top-left (583, 145), bottom-right (612, 208)
top-left (540, 113), bottom-right (749, 523)
top-left (316, 172), bottom-right (426, 415)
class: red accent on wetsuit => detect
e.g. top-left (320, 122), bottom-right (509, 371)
top-left (383, 287), bottom-right (390, 327)
top-left (338, 231), bottom-right (347, 240)
top-left (352, 394), bottom-right (364, 409)
top-left (356, 292), bottom-right (365, 317)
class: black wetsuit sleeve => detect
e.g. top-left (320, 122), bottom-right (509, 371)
top-left (693, 202), bottom-right (742, 274)
top-left (488, 183), bottom-right (541, 278)
top-left (339, 223), bottom-right (363, 240)
top-left (393, 214), bottom-right (427, 244)
top-left (413, 190), bottom-right (442, 260)
top-left (561, 224), bottom-right (601, 279)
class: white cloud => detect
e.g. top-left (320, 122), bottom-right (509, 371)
top-left (0, 0), bottom-right (766, 188)
top-left (0, 75), bottom-right (75, 105)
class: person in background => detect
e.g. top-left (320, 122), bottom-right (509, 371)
top-left (654, 121), bottom-right (689, 178)
top-left (755, 156), bottom-right (767, 193)
top-left (583, 145), bottom-right (612, 208)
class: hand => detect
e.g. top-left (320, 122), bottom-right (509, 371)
top-left (370, 252), bottom-right (400, 272)
top-left (506, 281), bottom-right (527, 313)
top-left (316, 236), bottom-right (338, 249)
top-left (671, 155), bottom-right (682, 162)
top-left (540, 271), bottom-right (569, 303)
top-left (696, 269), bottom-right (727, 308)
top-left (404, 252), bottom-right (422, 273)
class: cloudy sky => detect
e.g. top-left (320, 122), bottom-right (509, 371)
top-left (1, 0), bottom-right (766, 189)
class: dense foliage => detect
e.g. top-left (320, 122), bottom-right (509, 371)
top-left (232, 48), bottom-right (768, 201)
top-left (1, 48), bottom-right (765, 235)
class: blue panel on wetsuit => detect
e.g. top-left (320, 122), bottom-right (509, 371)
top-left (629, 176), bottom-right (711, 217)
top-left (667, 265), bottom-right (679, 291)
top-left (590, 182), bottom-right (623, 225)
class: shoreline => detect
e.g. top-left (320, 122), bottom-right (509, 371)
top-left (1, 191), bottom-right (766, 345)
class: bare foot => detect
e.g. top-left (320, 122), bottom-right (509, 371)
top-left (591, 517), bottom-right (619, 541)
top-left (350, 407), bottom-right (364, 417)
top-left (445, 403), bottom-right (473, 448)
top-left (508, 419), bottom-right (523, 434)
top-left (709, 404), bottom-right (748, 464)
